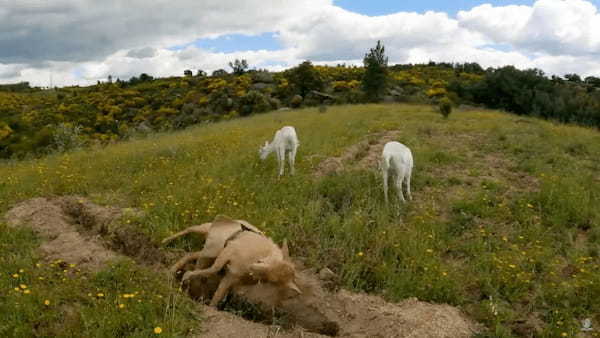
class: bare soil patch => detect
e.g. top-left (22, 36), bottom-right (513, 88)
top-left (313, 131), bottom-right (400, 177)
top-left (4, 196), bottom-right (171, 269)
top-left (185, 259), bottom-right (481, 337)
top-left (5, 196), bottom-right (122, 271)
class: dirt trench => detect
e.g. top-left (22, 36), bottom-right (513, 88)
top-left (5, 196), bottom-right (481, 337)
top-left (313, 131), bottom-right (400, 178)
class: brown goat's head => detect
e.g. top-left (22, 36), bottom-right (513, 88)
top-left (249, 240), bottom-right (301, 297)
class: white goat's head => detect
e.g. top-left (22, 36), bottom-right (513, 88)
top-left (259, 141), bottom-right (270, 160)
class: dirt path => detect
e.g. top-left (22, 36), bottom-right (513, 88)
top-left (313, 131), bottom-right (400, 178)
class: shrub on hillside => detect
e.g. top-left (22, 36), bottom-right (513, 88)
top-left (239, 90), bottom-right (271, 116)
top-left (438, 97), bottom-right (452, 119)
top-left (52, 123), bottom-right (84, 152)
top-left (286, 61), bottom-right (324, 98)
top-left (290, 94), bottom-right (303, 108)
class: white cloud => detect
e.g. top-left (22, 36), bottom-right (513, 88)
top-left (2, 0), bottom-right (600, 87)
top-left (0, 0), bottom-right (329, 63)
top-left (458, 0), bottom-right (600, 56)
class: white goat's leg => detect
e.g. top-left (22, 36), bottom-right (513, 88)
top-left (382, 167), bottom-right (389, 204)
top-left (406, 168), bottom-right (413, 201)
top-left (277, 147), bottom-right (285, 176)
top-left (289, 147), bottom-right (297, 175)
top-left (209, 273), bottom-right (237, 307)
top-left (395, 171), bottom-right (406, 203)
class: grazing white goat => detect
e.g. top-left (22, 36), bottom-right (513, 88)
top-left (259, 126), bottom-right (299, 176)
top-left (381, 141), bottom-right (413, 203)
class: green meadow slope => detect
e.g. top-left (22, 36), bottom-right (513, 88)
top-left (1, 104), bottom-right (599, 337)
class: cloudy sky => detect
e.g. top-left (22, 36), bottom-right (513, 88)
top-left (2, 0), bottom-right (600, 87)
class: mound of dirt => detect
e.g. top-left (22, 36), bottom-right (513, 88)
top-left (333, 290), bottom-right (480, 337)
top-left (186, 262), bottom-right (480, 337)
top-left (200, 307), bottom-right (326, 338)
top-left (4, 196), bottom-right (164, 270)
top-left (314, 131), bottom-right (400, 177)
top-left (5, 197), bottom-right (123, 271)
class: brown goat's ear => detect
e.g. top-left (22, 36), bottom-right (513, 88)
top-left (286, 280), bottom-right (302, 295)
top-left (249, 261), bottom-right (269, 279)
top-left (281, 239), bottom-right (290, 260)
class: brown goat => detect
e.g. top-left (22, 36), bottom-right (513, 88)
top-left (164, 216), bottom-right (301, 307)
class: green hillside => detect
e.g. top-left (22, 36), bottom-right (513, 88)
top-left (1, 104), bottom-right (599, 336)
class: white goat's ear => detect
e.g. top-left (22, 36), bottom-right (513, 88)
top-left (264, 141), bottom-right (269, 147)
top-left (281, 239), bottom-right (290, 260)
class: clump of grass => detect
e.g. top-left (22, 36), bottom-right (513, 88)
top-left (0, 223), bottom-right (199, 337)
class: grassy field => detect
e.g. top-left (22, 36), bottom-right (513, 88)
top-left (1, 104), bottom-right (599, 337)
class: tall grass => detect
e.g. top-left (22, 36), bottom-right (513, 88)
top-left (1, 104), bottom-right (599, 336)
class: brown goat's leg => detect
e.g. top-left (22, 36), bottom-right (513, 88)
top-left (170, 251), bottom-right (204, 275)
top-left (182, 251), bottom-right (230, 282)
top-left (209, 274), bottom-right (237, 307)
top-left (162, 223), bottom-right (212, 245)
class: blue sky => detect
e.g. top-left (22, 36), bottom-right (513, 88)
top-left (333, 0), bottom-right (536, 16)
top-left (171, 33), bottom-right (282, 53)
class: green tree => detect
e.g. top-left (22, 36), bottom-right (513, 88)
top-left (228, 59), bottom-right (249, 75)
top-left (286, 61), bottom-right (324, 98)
top-left (362, 40), bottom-right (389, 101)
top-left (212, 69), bottom-right (228, 77)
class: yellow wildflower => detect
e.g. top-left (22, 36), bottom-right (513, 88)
top-left (154, 327), bottom-right (163, 334)
top-left (44, 300), bottom-right (50, 306)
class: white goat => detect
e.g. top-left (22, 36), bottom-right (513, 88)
top-left (259, 126), bottom-right (299, 176)
top-left (381, 141), bottom-right (413, 203)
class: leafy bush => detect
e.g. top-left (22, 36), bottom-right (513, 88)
top-left (239, 90), bottom-right (271, 116)
top-left (290, 94), bottom-right (303, 108)
top-left (286, 61), bottom-right (324, 98)
top-left (52, 123), bottom-right (84, 152)
top-left (438, 97), bottom-right (453, 119)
